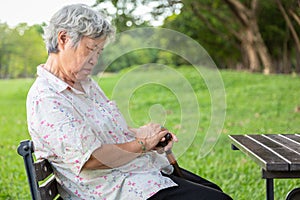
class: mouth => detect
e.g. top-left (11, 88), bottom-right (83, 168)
top-left (82, 68), bottom-right (92, 74)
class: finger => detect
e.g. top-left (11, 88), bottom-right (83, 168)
top-left (163, 140), bottom-right (174, 152)
top-left (169, 132), bottom-right (178, 142)
top-left (158, 130), bottom-right (170, 138)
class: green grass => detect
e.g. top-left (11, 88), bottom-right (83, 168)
top-left (1, 67), bottom-right (300, 199)
top-left (0, 79), bottom-right (34, 199)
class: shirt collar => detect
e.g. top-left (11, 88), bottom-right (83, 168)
top-left (37, 65), bottom-right (91, 94)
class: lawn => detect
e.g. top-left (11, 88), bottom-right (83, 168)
top-left (1, 67), bottom-right (300, 199)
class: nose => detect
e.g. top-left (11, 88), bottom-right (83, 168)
top-left (89, 52), bottom-right (99, 66)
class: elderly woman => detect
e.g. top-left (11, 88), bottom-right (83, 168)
top-left (26, 4), bottom-right (232, 200)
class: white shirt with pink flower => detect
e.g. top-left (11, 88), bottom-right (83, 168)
top-left (26, 66), bottom-right (176, 200)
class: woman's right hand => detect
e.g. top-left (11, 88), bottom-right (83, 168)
top-left (129, 123), bottom-right (168, 151)
top-left (86, 124), bottom-right (178, 169)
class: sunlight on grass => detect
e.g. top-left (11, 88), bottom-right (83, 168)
top-left (1, 68), bottom-right (300, 199)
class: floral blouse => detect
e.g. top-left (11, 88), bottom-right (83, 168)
top-left (26, 66), bottom-right (177, 200)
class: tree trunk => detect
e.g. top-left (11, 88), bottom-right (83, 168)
top-left (241, 27), bottom-right (260, 72)
top-left (224, 0), bottom-right (274, 74)
top-left (254, 28), bottom-right (274, 74)
top-left (283, 41), bottom-right (292, 73)
top-left (276, 0), bottom-right (300, 73)
top-left (0, 63), bottom-right (2, 78)
top-left (281, 24), bottom-right (292, 73)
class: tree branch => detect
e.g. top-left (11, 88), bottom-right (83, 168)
top-left (190, 2), bottom-right (241, 41)
top-left (289, 9), bottom-right (300, 26)
top-left (251, 0), bottom-right (259, 13)
top-left (276, 0), bottom-right (300, 51)
top-left (223, 0), bottom-right (250, 27)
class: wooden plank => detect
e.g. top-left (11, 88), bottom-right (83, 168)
top-left (229, 135), bottom-right (289, 171)
top-left (283, 134), bottom-right (300, 145)
top-left (262, 169), bottom-right (300, 179)
top-left (266, 134), bottom-right (300, 154)
top-left (249, 134), bottom-right (300, 171)
top-left (39, 176), bottom-right (59, 200)
top-left (34, 159), bottom-right (53, 181)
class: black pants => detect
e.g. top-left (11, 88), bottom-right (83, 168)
top-left (148, 168), bottom-right (232, 200)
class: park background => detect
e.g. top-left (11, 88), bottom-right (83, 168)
top-left (1, 0), bottom-right (300, 199)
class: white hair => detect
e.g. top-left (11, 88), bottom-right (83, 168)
top-left (43, 4), bottom-right (115, 53)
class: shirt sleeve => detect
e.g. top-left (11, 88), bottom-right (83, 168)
top-left (27, 92), bottom-right (102, 175)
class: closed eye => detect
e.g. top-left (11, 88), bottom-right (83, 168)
top-left (87, 46), bottom-right (94, 52)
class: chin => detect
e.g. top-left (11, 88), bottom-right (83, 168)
top-left (79, 75), bottom-right (90, 81)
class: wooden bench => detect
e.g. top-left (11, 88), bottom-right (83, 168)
top-left (229, 134), bottom-right (300, 200)
top-left (17, 140), bottom-right (62, 200)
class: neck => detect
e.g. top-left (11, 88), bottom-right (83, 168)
top-left (44, 55), bottom-right (76, 87)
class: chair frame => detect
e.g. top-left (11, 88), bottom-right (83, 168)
top-left (17, 140), bottom-right (62, 200)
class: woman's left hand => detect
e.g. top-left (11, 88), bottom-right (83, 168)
top-left (129, 124), bottom-right (178, 153)
top-left (155, 131), bottom-right (178, 153)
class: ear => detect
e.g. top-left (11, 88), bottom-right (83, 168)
top-left (57, 31), bottom-right (69, 50)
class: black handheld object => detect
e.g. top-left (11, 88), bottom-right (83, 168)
top-left (156, 133), bottom-right (172, 147)
top-left (156, 133), bottom-right (184, 177)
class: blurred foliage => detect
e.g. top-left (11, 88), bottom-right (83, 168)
top-left (95, 0), bottom-right (300, 74)
top-left (0, 1), bottom-right (300, 78)
top-left (0, 23), bottom-right (47, 78)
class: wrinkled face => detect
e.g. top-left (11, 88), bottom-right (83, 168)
top-left (59, 35), bottom-right (106, 82)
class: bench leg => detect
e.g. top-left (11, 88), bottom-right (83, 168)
top-left (266, 178), bottom-right (274, 200)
